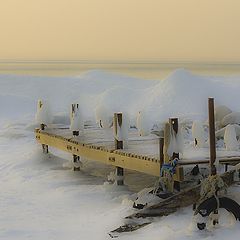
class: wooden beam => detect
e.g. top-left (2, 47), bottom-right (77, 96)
top-left (208, 98), bottom-right (216, 175)
top-left (126, 170), bottom-right (235, 219)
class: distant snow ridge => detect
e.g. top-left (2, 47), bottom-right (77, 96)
top-left (2, 69), bottom-right (240, 130)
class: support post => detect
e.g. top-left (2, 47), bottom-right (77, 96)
top-left (113, 113), bottom-right (124, 185)
top-left (163, 118), bottom-right (182, 191)
top-left (208, 98), bottom-right (216, 175)
top-left (72, 154), bottom-right (81, 171)
top-left (169, 118), bottom-right (179, 160)
top-left (42, 144), bottom-right (48, 154)
top-left (40, 123), bottom-right (45, 130)
top-left (72, 131), bottom-right (79, 136)
top-left (40, 123), bottom-right (49, 153)
top-left (159, 137), bottom-right (164, 169)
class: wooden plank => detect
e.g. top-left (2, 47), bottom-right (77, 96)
top-left (35, 129), bottom-right (161, 177)
top-left (126, 170), bottom-right (235, 219)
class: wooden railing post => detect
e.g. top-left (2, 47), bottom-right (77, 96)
top-left (163, 118), bottom-right (182, 191)
top-left (70, 103), bottom-right (81, 171)
top-left (208, 98), bottom-right (216, 175)
top-left (113, 112), bottom-right (124, 185)
top-left (159, 137), bottom-right (164, 169)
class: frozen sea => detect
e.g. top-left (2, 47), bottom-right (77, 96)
top-left (1, 64), bottom-right (240, 239)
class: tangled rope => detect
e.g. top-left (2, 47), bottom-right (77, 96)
top-left (199, 174), bottom-right (227, 209)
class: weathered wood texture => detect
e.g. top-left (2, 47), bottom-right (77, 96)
top-left (208, 98), bottom-right (216, 175)
top-left (126, 170), bottom-right (235, 219)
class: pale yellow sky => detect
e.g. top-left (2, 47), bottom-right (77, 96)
top-left (0, 0), bottom-right (240, 62)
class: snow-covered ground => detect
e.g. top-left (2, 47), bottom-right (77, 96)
top-left (1, 69), bottom-right (240, 239)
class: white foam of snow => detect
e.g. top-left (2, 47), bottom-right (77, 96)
top-left (1, 69), bottom-right (240, 239)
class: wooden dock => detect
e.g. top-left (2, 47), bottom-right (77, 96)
top-left (35, 126), bottom-right (240, 182)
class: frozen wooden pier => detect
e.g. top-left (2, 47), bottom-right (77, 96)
top-left (35, 126), bottom-right (180, 178)
top-left (34, 99), bottom-right (240, 186)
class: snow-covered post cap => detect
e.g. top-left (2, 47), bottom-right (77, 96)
top-left (70, 103), bottom-right (84, 136)
top-left (192, 121), bottom-right (206, 148)
top-left (95, 105), bottom-right (113, 129)
top-left (136, 111), bottom-right (151, 137)
top-left (35, 99), bottom-right (52, 130)
top-left (113, 112), bottom-right (129, 143)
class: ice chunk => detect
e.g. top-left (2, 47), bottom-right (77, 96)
top-left (224, 124), bottom-right (239, 151)
top-left (221, 112), bottom-right (240, 127)
top-left (136, 111), bottom-right (151, 136)
top-left (192, 121), bottom-right (206, 147)
top-left (95, 105), bottom-right (113, 128)
top-left (215, 105), bottom-right (232, 122)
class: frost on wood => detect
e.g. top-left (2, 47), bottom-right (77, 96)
top-left (167, 124), bottom-right (184, 156)
top-left (113, 113), bottom-right (130, 141)
top-left (35, 99), bottom-right (53, 125)
top-left (136, 111), bottom-right (151, 136)
top-left (95, 105), bottom-right (113, 128)
top-left (70, 104), bottom-right (84, 132)
top-left (224, 125), bottom-right (239, 151)
top-left (192, 121), bottom-right (206, 147)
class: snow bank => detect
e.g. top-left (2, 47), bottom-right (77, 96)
top-left (2, 69), bottom-right (240, 129)
top-left (1, 69), bottom-right (240, 240)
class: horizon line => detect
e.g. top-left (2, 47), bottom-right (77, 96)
top-left (1, 60), bottom-right (240, 65)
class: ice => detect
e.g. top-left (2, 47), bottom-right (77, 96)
top-left (136, 111), bottom-right (152, 136)
top-left (35, 99), bottom-right (53, 125)
top-left (224, 125), bottom-right (239, 151)
top-left (215, 105), bottom-right (232, 122)
top-left (1, 69), bottom-right (240, 239)
top-left (192, 120), bottom-right (206, 147)
top-left (70, 104), bottom-right (84, 132)
top-left (222, 112), bottom-right (240, 127)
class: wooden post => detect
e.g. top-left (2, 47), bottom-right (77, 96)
top-left (73, 154), bottom-right (81, 171)
top-left (163, 118), bottom-right (181, 191)
top-left (164, 118), bottom-right (179, 162)
top-left (40, 124), bottom-right (49, 153)
top-left (71, 104), bottom-right (80, 136)
top-left (163, 122), bottom-right (170, 163)
top-left (208, 98), bottom-right (216, 175)
top-left (170, 118), bottom-right (179, 160)
top-left (159, 137), bottom-right (164, 169)
top-left (42, 144), bottom-right (48, 154)
top-left (113, 113), bottom-right (124, 185)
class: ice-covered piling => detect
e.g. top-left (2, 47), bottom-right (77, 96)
top-left (70, 103), bottom-right (83, 170)
top-left (136, 111), bottom-right (151, 136)
top-left (70, 103), bottom-right (84, 136)
top-left (192, 121), bottom-right (206, 147)
top-left (35, 99), bottom-right (53, 129)
top-left (113, 112), bottom-right (130, 185)
top-left (36, 99), bottom-right (52, 153)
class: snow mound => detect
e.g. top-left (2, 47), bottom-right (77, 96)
top-left (1, 69), bottom-right (240, 129)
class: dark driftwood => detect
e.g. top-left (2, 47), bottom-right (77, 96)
top-left (109, 170), bottom-right (236, 236)
top-left (127, 170), bottom-right (235, 219)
